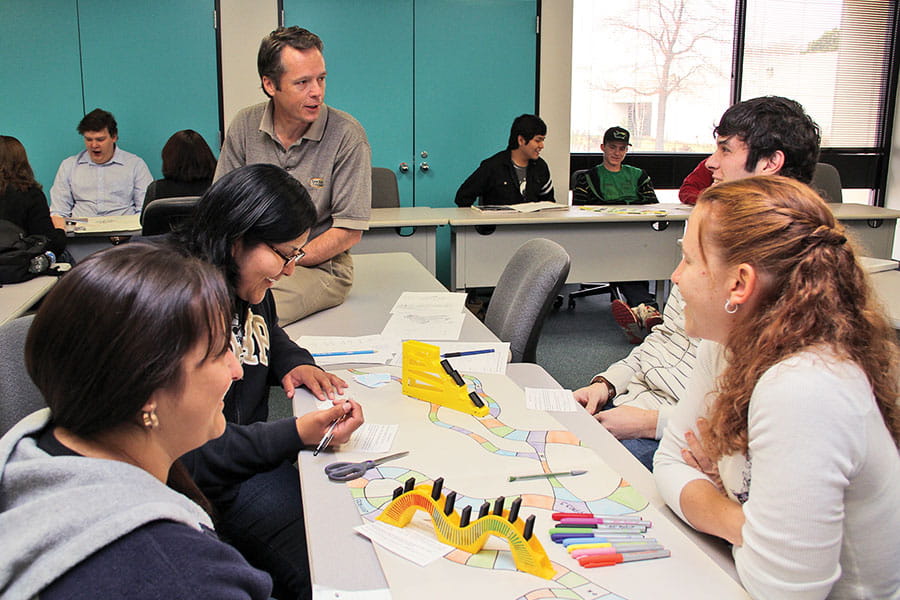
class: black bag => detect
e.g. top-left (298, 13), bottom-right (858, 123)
top-left (0, 219), bottom-right (52, 284)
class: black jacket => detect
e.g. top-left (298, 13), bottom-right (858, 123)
top-left (0, 185), bottom-right (68, 255)
top-left (226, 291), bottom-right (315, 425)
top-left (455, 150), bottom-right (554, 206)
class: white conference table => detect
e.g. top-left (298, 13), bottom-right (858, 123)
top-left (444, 203), bottom-right (900, 291)
top-left (446, 204), bottom-right (690, 291)
top-left (829, 202), bottom-right (900, 259)
top-left (353, 207), bottom-right (447, 276)
top-left (65, 215), bottom-right (141, 263)
top-left (870, 269), bottom-right (900, 329)
top-left (63, 207), bottom-right (447, 272)
top-left (0, 275), bottom-right (58, 326)
top-left (293, 363), bottom-right (746, 599)
top-left (282, 252), bottom-right (494, 342)
top-left (287, 251), bottom-right (745, 598)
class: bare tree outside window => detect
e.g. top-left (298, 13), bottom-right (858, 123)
top-left (573, 0), bottom-right (892, 154)
top-left (572, 0), bottom-right (733, 153)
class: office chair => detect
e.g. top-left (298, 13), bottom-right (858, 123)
top-left (484, 238), bottom-right (570, 363)
top-left (371, 167), bottom-right (400, 208)
top-left (0, 315), bottom-right (47, 437)
top-left (566, 168), bottom-right (614, 309)
top-left (810, 162), bottom-right (843, 203)
top-left (141, 196), bottom-right (201, 236)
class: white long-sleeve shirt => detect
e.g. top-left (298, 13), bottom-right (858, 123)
top-left (597, 286), bottom-right (699, 439)
top-left (655, 341), bottom-right (900, 599)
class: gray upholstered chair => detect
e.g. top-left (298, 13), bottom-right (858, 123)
top-left (810, 162), bottom-right (843, 203)
top-left (141, 196), bottom-right (201, 236)
top-left (484, 239), bottom-right (571, 363)
top-left (0, 315), bottom-right (46, 436)
top-left (371, 167), bottom-right (400, 208)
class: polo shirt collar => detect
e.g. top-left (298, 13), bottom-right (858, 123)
top-left (259, 100), bottom-right (329, 146)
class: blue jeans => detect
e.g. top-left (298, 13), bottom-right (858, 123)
top-left (620, 437), bottom-right (660, 472)
top-left (600, 399), bottom-right (660, 472)
top-left (217, 461), bottom-right (311, 600)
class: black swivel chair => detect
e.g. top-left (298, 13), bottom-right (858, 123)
top-left (141, 196), bottom-right (201, 236)
top-left (565, 168), bottom-right (615, 309)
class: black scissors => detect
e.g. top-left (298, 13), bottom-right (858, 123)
top-left (324, 451), bottom-right (410, 482)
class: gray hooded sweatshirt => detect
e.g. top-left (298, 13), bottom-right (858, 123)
top-left (0, 409), bottom-right (214, 599)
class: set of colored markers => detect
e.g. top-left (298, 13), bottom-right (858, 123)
top-left (548, 512), bottom-right (670, 568)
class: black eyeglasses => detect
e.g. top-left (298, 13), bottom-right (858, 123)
top-left (267, 244), bottom-right (306, 269)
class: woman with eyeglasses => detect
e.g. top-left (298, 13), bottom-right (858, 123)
top-left (172, 163), bottom-right (355, 599)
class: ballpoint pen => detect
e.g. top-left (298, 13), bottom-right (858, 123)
top-left (313, 412), bottom-right (348, 456)
top-left (441, 349), bottom-right (495, 358)
top-left (508, 469), bottom-right (586, 482)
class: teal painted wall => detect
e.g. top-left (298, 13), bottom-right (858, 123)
top-left (77, 0), bottom-right (220, 179)
top-left (0, 1), bottom-right (219, 191)
top-left (0, 0), bottom-right (84, 192)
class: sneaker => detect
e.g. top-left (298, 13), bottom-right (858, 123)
top-left (635, 303), bottom-right (663, 332)
top-left (611, 299), bottom-right (644, 344)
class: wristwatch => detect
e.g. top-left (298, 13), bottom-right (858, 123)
top-left (589, 375), bottom-right (616, 401)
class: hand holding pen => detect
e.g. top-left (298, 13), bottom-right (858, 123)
top-left (296, 399), bottom-right (365, 455)
top-left (313, 413), bottom-right (346, 456)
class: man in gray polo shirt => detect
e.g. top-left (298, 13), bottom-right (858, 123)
top-left (216, 26), bottom-right (371, 325)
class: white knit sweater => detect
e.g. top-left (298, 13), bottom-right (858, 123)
top-left (655, 341), bottom-right (900, 599)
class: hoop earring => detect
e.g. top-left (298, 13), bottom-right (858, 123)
top-left (724, 299), bottom-right (739, 314)
top-left (141, 410), bottom-right (159, 428)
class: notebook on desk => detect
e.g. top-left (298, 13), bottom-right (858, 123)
top-left (71, 215), bottom-right (142, 234)
top-left (471, 201), bottom-right (567, 213)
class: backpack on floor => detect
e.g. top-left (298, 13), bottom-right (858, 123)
top-left (0, 219), bottom-right (52, 284)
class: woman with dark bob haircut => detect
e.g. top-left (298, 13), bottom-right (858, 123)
top-left (0, 243), bottom-right (361, 598)
top-left (655, 176), bottom-right (900, 598)
top-left (142, 129), bottom-right (217, 211)
top-left (171, 163), bottom-right (356, 599)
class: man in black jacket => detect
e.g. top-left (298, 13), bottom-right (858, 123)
top-left (455, 114), bottom-right (555, 206)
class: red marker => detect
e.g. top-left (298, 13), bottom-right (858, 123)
top-left (560, 517), bottom-right (653, 527)
top-left (578, 548), bottom-right (671, 568)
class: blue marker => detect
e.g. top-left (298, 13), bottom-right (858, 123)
top-left (441, 349), bottom-right (495, 358)
top-left (311, 350), bottom-right (376, 357)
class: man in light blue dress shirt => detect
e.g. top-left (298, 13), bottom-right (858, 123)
top-left (50, 109), bottom-right (152, 219)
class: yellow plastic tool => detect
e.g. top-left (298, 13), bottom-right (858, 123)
top-left (378, 482), bottom-right (555, 580)
top-left (400, 340), bottom-right (488, 417)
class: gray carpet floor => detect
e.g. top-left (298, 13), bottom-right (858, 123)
top-left (268, 284), bottom-right (635, 420)
top-left (535, 284), bottom-right (634, 390)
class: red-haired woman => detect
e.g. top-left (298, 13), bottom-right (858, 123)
top-left (655, 176), bottom-right (900, 599)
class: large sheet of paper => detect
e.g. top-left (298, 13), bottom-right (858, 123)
top-left (70, 214), bottom-right (141, 233)
top-left (323, 367), bottom-right (748, 600)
